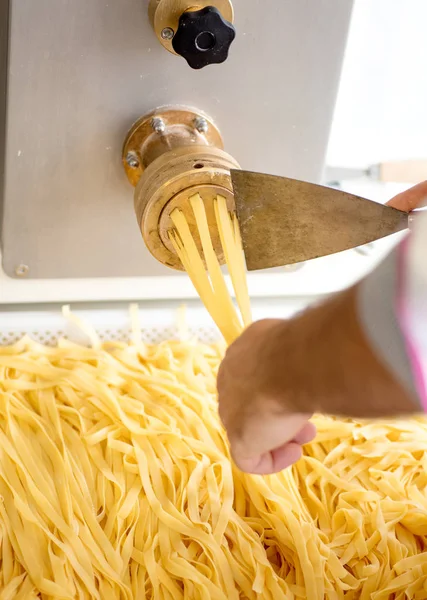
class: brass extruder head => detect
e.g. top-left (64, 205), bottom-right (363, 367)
top-left (123, 107), bottom-right (240, 270)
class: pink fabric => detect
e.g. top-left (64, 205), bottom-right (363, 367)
top-left (396, 236), bottom-right (427, 411)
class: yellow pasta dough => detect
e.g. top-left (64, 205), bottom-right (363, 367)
top-left (1, 195), bottom-right (427, 598)
top-left (1, 333), bottom-right (427, 599)
top-left (170, 194), bottom-right (251, 344)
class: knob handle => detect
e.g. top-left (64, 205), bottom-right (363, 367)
top-left (172, 6), bottom-right (236, 70)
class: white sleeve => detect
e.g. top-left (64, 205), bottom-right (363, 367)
top-left (357, 211), bottom-right (427, 410)
top-left (398, 211), bottom-right (427, 408)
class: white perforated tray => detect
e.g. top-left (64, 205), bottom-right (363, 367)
top-left (0, 298), bottom-right (315, 347)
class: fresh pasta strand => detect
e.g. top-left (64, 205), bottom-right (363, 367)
top-left (214, 196), bottom-right (252, 328)
top-left (170, 194), bottom-right (246, 344)
top-left (169, 212), bottom-right (239, 344)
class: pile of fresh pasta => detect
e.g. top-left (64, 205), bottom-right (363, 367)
top-left (0, 196), bottom-right (427, 599)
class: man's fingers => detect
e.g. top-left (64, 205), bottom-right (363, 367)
top-left (270, 442), bottom-right (303, 473)
top-left (230, 420), bottom-right (316, 475)
top-left (386, 180), bottom-right (427, 212)
top-left (229, 410), bottom-right (311, 462)
top-left (292, 421), bottom-right (317, 445)
top-left (232, 442), bottom-right (303, 475)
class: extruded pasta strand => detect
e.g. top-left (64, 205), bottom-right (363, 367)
top-left (214, 196), bottom-right (252, 328)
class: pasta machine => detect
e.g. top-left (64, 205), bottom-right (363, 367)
top-left (0, 0), bottom-right (355, 304)
top-left (122, 105), bottom-right (410, 272)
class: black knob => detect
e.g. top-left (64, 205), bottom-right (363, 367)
top-left (172, 6), bottom-right (236, 70)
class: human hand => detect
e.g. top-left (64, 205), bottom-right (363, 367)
top-left (218, 182), bottom-right (427, 476)
top-left (217, 319), bottom-right (316, 475)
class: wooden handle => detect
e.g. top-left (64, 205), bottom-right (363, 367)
top-left (379, 159), bottom-right (427, 183)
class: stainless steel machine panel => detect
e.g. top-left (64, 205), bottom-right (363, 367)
top-left (0, 0), bottom-right (353, 279)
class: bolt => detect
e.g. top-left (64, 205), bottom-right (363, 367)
top-left (161, 27), bottom-right (174, 40)
top-left (15, 264), bottom-right (29, 277)
top-left (126, 152), bottom-right (139, 168)
top-left (151, 117), bottom-right (166, 134)
top-left (194, 116), bottom-right (208, 134)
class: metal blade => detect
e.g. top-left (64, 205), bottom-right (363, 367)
top-left (231, 170), bottom-right (409, 271)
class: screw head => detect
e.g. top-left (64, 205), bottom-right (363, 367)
top-left (151, 117), bottom-right (166, 134)
top-left (126, 152), bottom-right (139, 168)
top-left (15, 264), bottom-right (29, 277)
top-left (194, 116), bottom-right (208, 134)
top-left (161, 27), bottom-right (175, 40)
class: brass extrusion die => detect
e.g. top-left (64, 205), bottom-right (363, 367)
top-left (134, 145), bottom-right (240, 270)
top-left (122, 106), bottom-right (239, 270)
top-left (122, 107), bottom-right (223, 187)
top-left (149, 0), bottom-right (234, 55)
top-left (158, 184), bottom-right (235, 259)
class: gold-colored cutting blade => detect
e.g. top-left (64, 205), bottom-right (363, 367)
top-left (231, 170), bottom-right (409, 271)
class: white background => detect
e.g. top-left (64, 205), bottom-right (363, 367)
top-left (328, 0), bottom-right (427, 168)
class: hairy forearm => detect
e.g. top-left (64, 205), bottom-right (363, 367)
top-left (263, 285), bottom-right (420, 418)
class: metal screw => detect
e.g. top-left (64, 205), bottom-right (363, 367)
top-left (151, 117), bottom-right (166, 134)
top-left (126, 152), bottom-right (139, 168)
top-left (15, 264), bottom-right (29, 277)
top-left (161, 27), bottom-right (175, 40)
top-left (194, 116), bottom-right (208, 134)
